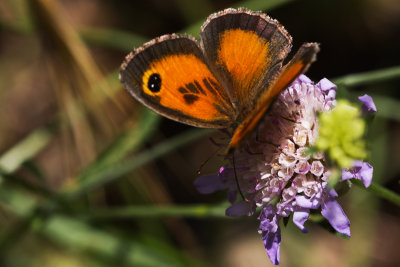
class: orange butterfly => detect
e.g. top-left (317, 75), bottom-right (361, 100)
top-left (120, 8), bottom-right (319, 153)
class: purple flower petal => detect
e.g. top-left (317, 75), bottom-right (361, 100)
top-left (225, 200), bottom-right (255, 217)
top-left (262, 227), bottom-right (281, 265)
top-left (342, 161), bottom-right (373, 188)
top-left (358, 94), bottom-right (377, 115)
top-left (359, 162), bottom-right (373, 187)
top-left (341, 168), bottom-right (355, 180)
top-left (227, 190), bottom-right (237, 204)
top-left (298, 74), bottom-right (312, 83)
top-left (258, 206), bottom-right (280, 232)
top-left (327, 188), bottom-right (338, 198)
top-left (193, 174), bottom-right (225, 194)
top-left (321, 199), bottom-right (350, 237)
top-left (293, 209), bottom-right (310, 233)
top-left (317, 78), bottom-right (337, 91)
top-left (296, 195), bottom-right (320, 209)
top-left (218, 165), bottom-right (229, 177)
top-left (326, 89), bottom-right (336, 100)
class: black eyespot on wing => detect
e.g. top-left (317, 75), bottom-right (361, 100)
top-left (183, 94), bottom-right (199, 105)
top-left (148, 73), bottom-right (161, 92)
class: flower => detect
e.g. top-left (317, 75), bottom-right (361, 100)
top-left (358, 94), bottom-right (377, 115)
top-left (194, 75), bottom-right (373, 265)
top-left (316, 99), bottom-right (367, 168)
top-left (342, 160), bottom-right (373, 187)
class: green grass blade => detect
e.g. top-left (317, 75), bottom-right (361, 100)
top-left (0, 185), bottom-right (206, 266)
top-left (174, 0), bottom-right (213, 24)
top-left (369, 94), bottom-right (400, 121)
top-left (76, 203), bottom-right (229, 220)
top-left (352, 180), bottom-right (400, 207)
top-left (333, 65), bottom-right (400, 87)
top-left (0, 128), bottom-right (52, 174)
top-left (79, 109), bottom-right (160, 181)
top-left (63, 128), bottom-right (214, 198)
top-left (79, 26), bottom-right (148, 52)
top-left (43, 215), bottom-right (205, 267)
top-left (182, 0), bottom-right (294, 35)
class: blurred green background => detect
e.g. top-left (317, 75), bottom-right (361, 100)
top-left (0, 0), bottom-right (399, 266)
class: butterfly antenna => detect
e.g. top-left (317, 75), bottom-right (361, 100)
top-left (232, 151), bottom-right (250, 203)
top-left (197, 145), bottom-right (223, 175)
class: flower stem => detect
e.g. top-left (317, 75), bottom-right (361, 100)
top-left (353, 180), bottom-right (400, 207)
top-left (333, 65), bottom-right (400, 87)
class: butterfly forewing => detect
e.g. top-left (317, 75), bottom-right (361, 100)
top-left (120, 34), bottom-right (234, 128)
top-left (199, 8), bottom-right (292, 111)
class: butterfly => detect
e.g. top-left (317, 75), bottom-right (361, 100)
top-left (120, 8), bottom-right (319, 154)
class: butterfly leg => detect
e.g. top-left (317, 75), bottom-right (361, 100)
top-left (232, 150), bottom-right (250, 203)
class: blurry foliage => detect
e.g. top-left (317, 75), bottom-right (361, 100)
top-left (0, 0), bottom-right (399, 266)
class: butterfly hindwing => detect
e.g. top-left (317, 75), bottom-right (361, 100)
top-left (199, 8), bottom-right (292, 110)
top-left (120, 34), bottom-right (234, 128)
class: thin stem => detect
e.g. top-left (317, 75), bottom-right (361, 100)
top-left (353, 180), bottom-right (400, 207)
top-left (366, 94), bottom-right (400, 121)
top-left (0, 171), bottom-right (55, 199)
top-left (333, 65), bottom-right (400, 87)
top-left (75, 204), bottom-right (230, 220)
